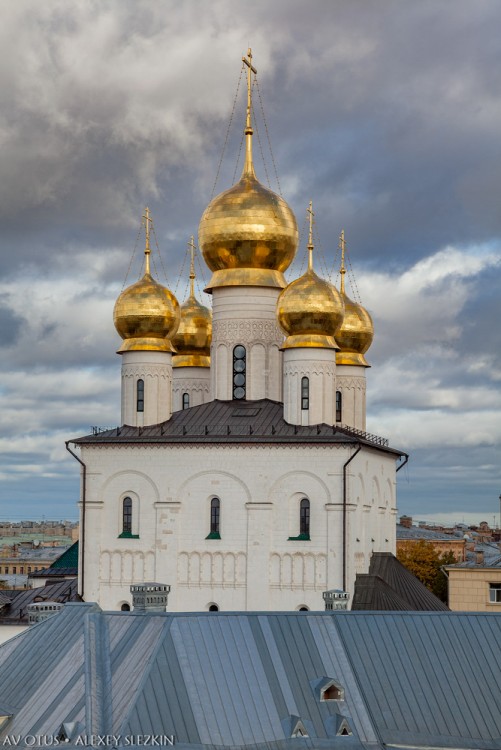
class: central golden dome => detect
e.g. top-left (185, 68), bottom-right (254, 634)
top-left (199, 49), bottom-right (298, 291)
top-left (199, 169), bottom-right (298, 290)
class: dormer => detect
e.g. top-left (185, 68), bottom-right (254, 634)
top-left (312, 676), bottom-right (345, 702)
top-left (282, 715), bottom-right (311, 739)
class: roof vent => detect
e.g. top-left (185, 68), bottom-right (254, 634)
top-left (130, 582), bottom-right (170, 613)
top-left (27, 601), bottom-right (64, 625)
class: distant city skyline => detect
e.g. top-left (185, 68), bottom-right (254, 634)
top-left (0, 1), bottom-right (500, 522)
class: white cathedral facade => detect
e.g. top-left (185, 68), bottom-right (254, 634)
top-left (69, 52), bottom-right (406, 612)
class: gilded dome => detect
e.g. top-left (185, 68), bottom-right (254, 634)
top-left (199, 169), bottom-right (298, 291)
top-left (199, 50), bottom-right (298, 293)
top-left (277, 268), bottom-right (345, 350)
top-left (336, 293), bottom-right (374, 366)
top-left (114, 273), bottom-right (180, 353)
top-left (172, 294), bottom-right (212, 368)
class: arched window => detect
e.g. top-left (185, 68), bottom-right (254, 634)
top-left (336, 390), bottom-right (342, 422)
top-left (208, 604), bottom-right (219, 612)
top-left (120, 603), bottom-right (131, 611)
top-left (122, 497), bottom-right (132, 534)
top-left (233, 345), bottom-right (246, 400)
top-left (182, 392), bottom-right (190, 410)
top-left (301, 376), bottom-right (309, 410)
top-left (137, 379), bottom-right (144, 412)
top-left (211, 497), bottom-right (220, 534)
top-left (300, 498), bottom-right (310, 536)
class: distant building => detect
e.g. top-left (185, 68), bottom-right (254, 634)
top-left (445, 541), bottom-right (501, 611)
top-left (396, 521), bottom-right (466, 561)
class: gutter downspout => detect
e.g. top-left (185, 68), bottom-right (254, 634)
top-left (66, 441), bottom-right (86, 600)
top-left (343, 443), bottom-right (362, 592)
top-left (396, 452), bottom-right (409, 472)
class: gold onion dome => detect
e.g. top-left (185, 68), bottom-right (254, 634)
top-left (198, 49), bottom-right (298, 291)
top-left (277, 203), bottom-right (345, 349)
top-left (172, 238), bottom-right (212, 368)
top-left (335, 231), bottom-right (374, 366)
top-left (114, 208), bottom-right (180, 353)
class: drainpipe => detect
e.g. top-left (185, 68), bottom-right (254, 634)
top-left (66, 441), bottom-right (86, 600)
top-left (396, 453), bottom-right (409, 472)
top-left (343, 443), bottom-right (362, 592)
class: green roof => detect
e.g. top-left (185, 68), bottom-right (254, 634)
top-left (51, 541), bottom-right (78, 569)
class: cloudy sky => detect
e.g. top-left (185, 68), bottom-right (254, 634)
top-left (1, 0), bottom-right (500, 525)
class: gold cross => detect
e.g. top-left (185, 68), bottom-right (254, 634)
top-left (339, 229), bottom-right (346, 294)
top-left (242, 48), bottom-right (257, 134)
top-left (307, 200), bottom-right (314, 270)
top-left (188, 235), bottom-right (196, 297)
top-left (142, 207), bottom-right (153, 274)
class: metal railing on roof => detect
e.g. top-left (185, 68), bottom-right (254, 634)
top-left (338, 423), bottom-right (389, 447)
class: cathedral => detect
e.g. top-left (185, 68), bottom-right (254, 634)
top-left (69, 51), bottom-right (407, 612)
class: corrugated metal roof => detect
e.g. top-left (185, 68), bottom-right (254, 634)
top-left (0, 608), bottom-right (500, 749)
top-left (71, 399), bottom-right (404, 457)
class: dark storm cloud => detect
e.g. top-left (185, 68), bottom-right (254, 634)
top-left (1, 0), bottom-right (501, 275)
top-left (0, 299), bottom-right (23, 345)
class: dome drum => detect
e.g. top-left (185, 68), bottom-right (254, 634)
top-left (172, 353), bottom-right (211, 368)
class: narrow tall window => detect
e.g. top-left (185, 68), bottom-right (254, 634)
top-left (210, 497), bottom-right (220, 534)
top-left (233, 345), bottom-right (246, 400)
top-left (301, 377), bottom-right (309, 410)
top-left (182, 393), bottom-right (190, 410)
top-left (336, 390), bottom-right (342, 422)
top-left (123, 497), bottom-right (132, 534)
top-left (300, 498), bottom-right (310, 536)
top-left (137, 379), bottom-right (144, 412)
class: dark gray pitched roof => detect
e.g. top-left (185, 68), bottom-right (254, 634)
top-left (0, 578), bottom-right (80, 623)
top-left (352, 552), bottom-right (449, 611)
top-left (71, 399), bottom-right (405, 457)
top-left (1, 607), bottom-right (500, 748)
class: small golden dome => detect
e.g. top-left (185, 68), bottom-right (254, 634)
top-left (114, 273), bottom-right (180, 353)
top-left (113, 207), bottom-right (180, 353)
top-left (172, 294), bottom-right (212, 368)
top-left (335, 229), bottom-right (373, 366)
top-left (336, 293), bottom-right (373, 366)
top-left (277, 203), bottom-right (344, 349)
top-left (277, 268), bottom-right (345, 349)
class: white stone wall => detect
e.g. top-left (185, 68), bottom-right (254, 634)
top-left (335, 365), bottom-right (367, 431)
top-left (172, 367), bottom-right (211, 411)
top-left (79, 442), bottom-right (398, 612)
top-left (121, 350), bottom-right (173, 426)
top-left (210, 287), bottom-right (284, 401)
top-left (283, 348), bottom-right (336, 426)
